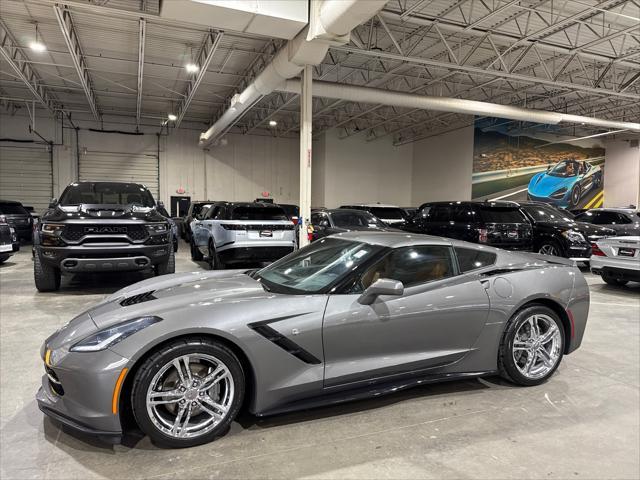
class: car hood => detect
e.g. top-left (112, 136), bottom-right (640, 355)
top-left (529, 173), bottom-right (576, 196)
top-left (45, 271), bottom-right (269, 351)
top-left (572, 221), bottom-right (615, 237)
top-left (43, 204), bottom-right (167, 222)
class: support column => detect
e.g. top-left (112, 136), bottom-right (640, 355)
top-left (298, 65), bottom-right (313, 248)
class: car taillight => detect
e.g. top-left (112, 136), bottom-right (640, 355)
top-left (591, 243), bottom-right (606, 256)
top-left (291, 216), bottom-right (299, 226)
top-left (477, 228), bottom-right (488, 243)
top-left (221, 224), bottom-right (246, 230)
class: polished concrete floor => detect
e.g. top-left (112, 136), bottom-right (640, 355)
top-left (1, 242), bottom-right (639, 479)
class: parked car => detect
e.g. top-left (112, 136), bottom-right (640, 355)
top-left (339, 204), bottom-right (409, 226)
top-left (37, 232), bottom-right (589, 448)
top-left (573, 208), bottom-right (640, 236)
top-left (0, 215), bottom-right (19, 263)
top-left (182, 201), bottom-right (216, 242)
top-left (278, 203), bottom-right (300, 225)
top-left (155, 204), bottom-right (179, 252)
top-left (404, 201), bottom-right (533, 250)
top-left (190, 202), bottom-right (295, 269)
top-left (0, 200), bottom-right (34, 241)
top-left (310, 209), bottom-right (398, 241)
top-left (33, 182), bottom-right (175, 291)
top-left (517, 201), bottom-right (615, 261)
top-left (590, 236), bottom-right (640, 286)
top-left (527, 159), bottom-right (602, 208)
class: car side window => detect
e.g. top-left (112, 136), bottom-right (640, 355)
top-left (451, 205), bottom-right (472, 222)
top-left (418, 205), bottom-right (431, 219)
top-left (454, 247), bottom-right (497, 272)
top-left (358, 246), bottom-right (455, 291)
top-left (431, 205), bottom-right (452, 222)
top-left (206, 206), bottom-right (220, 219)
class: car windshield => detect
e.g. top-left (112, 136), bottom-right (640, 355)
top-left (59, 183), bottom-right (155, 207)
top-left (253, 238), bottom-right (383, 294)
top-left (0, 203), bottom-right (28, 215)
top-left (331, 211), bottom-right (385, 229)
top-left (231, 206), bottom-right (287, 221)
top-left (369, 207), bottom-right (406, 220)
top-left (548, 160), bottom-right (581, 177)
top-left (522, 204), bottom-right (574, 223)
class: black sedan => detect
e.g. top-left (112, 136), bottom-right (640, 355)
top-left (310, 209), bottom-right (398, 241)
top-left (518, 202), bottom-right (615, 261)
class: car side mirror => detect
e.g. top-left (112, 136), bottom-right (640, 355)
top-left (358, 278), bottom-right (404, 305)
top-left (48, 198), bottom-right (58, 209)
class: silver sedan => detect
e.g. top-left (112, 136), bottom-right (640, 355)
top-left (37, 232), bottom-right (589, 448)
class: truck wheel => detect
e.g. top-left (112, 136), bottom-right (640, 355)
top-left (190, 239), bottom-right (203, 261)
top-left (34, 254), bottom-right (61, 292)
top-left (156, 246), bottom-right (176, 276)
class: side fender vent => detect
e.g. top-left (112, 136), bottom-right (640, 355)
top-left (120, 291), bottom-right (157, 306)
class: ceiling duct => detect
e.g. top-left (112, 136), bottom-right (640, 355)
top-left (199, 0), bottom-right (387, 147)
top-left (278, 79), bottom-right (640, 133)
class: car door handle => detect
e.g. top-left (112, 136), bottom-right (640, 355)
top-left (480, 279), bottom-right (490, 289)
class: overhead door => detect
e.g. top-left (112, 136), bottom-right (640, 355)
top-left (0, 145), bottom-right (53, 211)
top-left (79, 151), bottom-right (159, 199)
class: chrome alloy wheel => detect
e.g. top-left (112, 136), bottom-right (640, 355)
top-left (145, 354), bottom-right (234, 439)
top-left (512, 314), bottom-right (562, 380)
top-left (539, 244), bottom-right (558, 256)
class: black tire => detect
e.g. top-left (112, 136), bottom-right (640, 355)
top-left (537, 239), bottom-right (564, 257)
top-left (208, 241), bottom-right (224, 270)
top-left (190, 238), bottom-right (203, 261)
top-left (569, 185), bottom-right (581, 208)
top-left (498, 305), bottom-right (565, 386)
top-left (34, 253), bottom-right (61, 292)
top-left (602, 275), bottom-right (628, 286)
top-left (155, 245), bottom-right (175, 276)
top-left (131, 337), bottom-right (245, 448)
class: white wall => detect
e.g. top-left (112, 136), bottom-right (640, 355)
top-left (411, 126), bottom-right (474, 206)
top-left (604, 139), bottom-right (640, 208)
top-left (313, 129), bottom-right (413, 208)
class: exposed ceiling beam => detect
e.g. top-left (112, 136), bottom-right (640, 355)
top-left (0, 18), bottom-right (58, 115)
top-left (53, 4), bottom-right (100, 120)
top-left (136, 18), bottom-right (146, 126)
top-left (175, 30), bottom-right (223, 127)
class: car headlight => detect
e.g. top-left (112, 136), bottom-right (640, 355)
top-left (69, 315), bottom-right (162, 352)
top-left (550, 187), bottom-right (568, 199)
top-left (41, 223), bottom-right (65, 234)
top-left (146, 223), bottom-right (168, 233)
top-left (562, 230), bottom-right (585, 243)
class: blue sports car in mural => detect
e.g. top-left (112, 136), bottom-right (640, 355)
top-left (527, 159), bottom-right (602, 208)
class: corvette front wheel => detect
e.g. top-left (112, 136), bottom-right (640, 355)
top-left (131, 338), bottom-right (245, 448)
top-left (569, 185), bottom-right (581, 208)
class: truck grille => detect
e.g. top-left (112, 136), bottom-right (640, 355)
top-left (62, 224), bottom-right (148, 242)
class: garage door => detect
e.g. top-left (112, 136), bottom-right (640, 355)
top-left (79, 152), bottom-right (159, 199)
top-left (0, 145), bottom-right (53, 211)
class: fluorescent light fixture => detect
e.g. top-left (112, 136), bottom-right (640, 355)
top-left (185, 63), bottom-right (199, 73)
top-left (167, 113), bottom-right (177, 121)
top-left (29, 41), bottom-right (46, 52)
top-left (269, 120), bottom-right (277, 127)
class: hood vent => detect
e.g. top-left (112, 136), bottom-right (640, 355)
top-left (120, 291), bottom-right (157, 307)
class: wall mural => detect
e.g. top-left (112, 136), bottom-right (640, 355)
top-left (472, 118), bottom-right (605, 211)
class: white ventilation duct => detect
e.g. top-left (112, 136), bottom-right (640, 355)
top-left (278, 79), bottom-right (640, 133)
top-left (199, 0), bottom-right (387, 147)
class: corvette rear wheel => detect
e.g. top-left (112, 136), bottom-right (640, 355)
top-left (131, 338), bottom-right (244, 448)
top-left (499, 306), bottom-right (564, 386)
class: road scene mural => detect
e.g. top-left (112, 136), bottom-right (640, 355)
top-left (472, 119), bottom-right (605, 210)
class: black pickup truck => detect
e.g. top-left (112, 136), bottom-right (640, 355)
top-left (33, 182), bottom-right (175, 291)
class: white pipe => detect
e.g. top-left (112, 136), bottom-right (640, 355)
top-left (199, 0), bottom-right (387, 147)
top-left (278, 79), bottom-right (640, 133)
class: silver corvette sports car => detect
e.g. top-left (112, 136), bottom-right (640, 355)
top-left (37, 232), bottom-right (589, 448)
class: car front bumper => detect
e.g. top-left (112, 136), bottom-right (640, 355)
top-left (36, 346), bottom-right (129, 443)
top-left (527, 192), bottom-right (569, 208)
top-left (36, 243), bottom-right (171, 272)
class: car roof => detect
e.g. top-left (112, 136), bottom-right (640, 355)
top-left (342, 203), bottom-right (401, 208)
top-left (0, 199), bottom-right (24, 205)
top-left (67, 181), bottom-right (148, 189)
top-left (324, 208), bottom-right (374, 215)
top-left (586, 207), bottom-right (637, 214)
top-left (419, 200), bottom-right (520, 208)
top-left (222, 202), bottom-right (285, 208)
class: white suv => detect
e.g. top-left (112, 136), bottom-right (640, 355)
top-left (190, 202), bottom-right (296, 269)
top-left (590, 236), bottom-right (640, 286)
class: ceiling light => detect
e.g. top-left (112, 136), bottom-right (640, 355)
top-left (29, 41), bottom-right (46, 52)
top-left (167, 113), bottom-right (177, 121)
top-left (269, 120), bottom-right (277, 127)
top-left (185, 63), bottom-right (199, 73)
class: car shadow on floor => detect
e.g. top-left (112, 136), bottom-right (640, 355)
top-left (55, 270), bottom-right (156, 295)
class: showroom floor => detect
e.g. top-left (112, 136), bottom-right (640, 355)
top-left (1, 242), bottom-right (638, 480)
